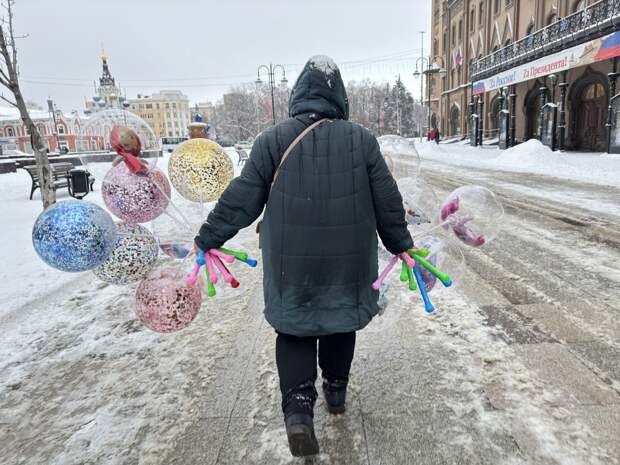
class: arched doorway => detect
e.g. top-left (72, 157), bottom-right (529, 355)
top-left (570, 72), bottom-right (608, 151)
top-left (524, 84), bottom-right (543, 140)
top-left (450, 104), bottom-right (461, 135)
top-left (488, 94), bottom-right (501, 136)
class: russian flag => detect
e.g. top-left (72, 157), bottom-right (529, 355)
top-left (454, 48), bottom-right (462, 66)
top-left (472, 81), bottom-right (485, 95)
top-left (595, 32), bottom-right (620, 61)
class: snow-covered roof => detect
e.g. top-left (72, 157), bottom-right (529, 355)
top-left (0, 106), bottom-right (79, 123)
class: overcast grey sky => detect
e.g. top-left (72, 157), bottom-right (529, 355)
top-left (13, 0), bottom-right (431, 112)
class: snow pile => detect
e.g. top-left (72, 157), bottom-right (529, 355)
top-left (418, 140), bottom-right (620, 188)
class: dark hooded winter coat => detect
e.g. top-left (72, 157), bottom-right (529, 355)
top-left (196, 56), bottom-right (412, 336)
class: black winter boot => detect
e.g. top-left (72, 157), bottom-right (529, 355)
top-left (285, 413), bottom-right (320, 457)
top-left (322, 378), bottom-right (348, 414)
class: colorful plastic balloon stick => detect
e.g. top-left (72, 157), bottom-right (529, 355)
top-left (218, 247), bottom-right (248, 261)
top-left (206, 271), bottom-right (216, 297)
top-left (400, 260), bottom-right (408, 282)
top-left (399, 252), bottom-right (416, 268)
top-left (218, 247), bottom-right (257, 267)
top-left (211, 254), bottom-right (234, 283)
top-left (372, 255), bottom-right (399, 290)
top-left (406, 263), bottom-right (417, 291)
top-left (408, 251), bottom-right (453, 287)
top-left (204, 252), bottom-right (219, 284)
top-left (209, 249), bottom-right (235, 264)
top-left (412, 265), bottom-right (434, 313)
top-left (188, 250), bottom-right (206, 286)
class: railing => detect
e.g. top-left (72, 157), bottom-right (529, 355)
top-left (470, 0), bottom-right (620, 80)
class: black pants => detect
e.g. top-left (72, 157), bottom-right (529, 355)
top-left (275, 331), bottom-right (356, 417)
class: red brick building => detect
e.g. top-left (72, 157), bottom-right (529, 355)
top-left (0, 107), bottom-right (103, 155)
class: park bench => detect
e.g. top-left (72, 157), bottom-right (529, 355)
top-left (235, 149), bottom-right (249, 166)
top-left (23, 162), bottom-right (95, 200)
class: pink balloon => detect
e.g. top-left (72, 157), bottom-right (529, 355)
top-left (135, 266), bottom-right (202, 333)
top-left (102, 163), bottom-right (171, 223)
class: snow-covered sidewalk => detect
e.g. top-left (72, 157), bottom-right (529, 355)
top-left (1, 145), bottom-right (619, 465)
top-left (417, 139), bottom-right (620, 188)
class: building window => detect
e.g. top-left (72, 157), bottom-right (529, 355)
top-left (156, 103), bottom-right (160, 109)
top-left (172, 103), bottom-right (177, 108)
top-left (479, 2), bottom-right (484, 25)
top-left (58, 141), bottom-right (69, 151)
top-left (6, 127), bottom-right (14, 136)
top-left (443, 32), bottom-right (447, 52)
top-left (494, 0), bottom-right (500, 14)
top-left (146, 103), bottom-right (153, 109)
top-left (470, 10), bottom-right (475, 31)
top-left (58, 125), bottom-right (65, 135)
top-left (165, 103), bottom-right (170, 109)
top-left (458, 20), bottom-right (463, 39)
top-left (452, 25), bottom-right (456, 45)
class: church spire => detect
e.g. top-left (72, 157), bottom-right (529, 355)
top-left (99, 49), bottom-right (115, 87)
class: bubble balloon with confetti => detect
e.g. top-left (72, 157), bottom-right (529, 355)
top-left (135, 266), bottom-right (202, 333)
top-left (32, 200), bottom-right (116, 272)
top-left (102, 163), bottom-right (171, 223)
top-left (168, 138), bottom-right (234, 202)
top-left (93, 222), bottom-right (159, 284)
top-left (440, 185), bottom-right (504, 247)
top-left (378, 135), bottom-right (421, 180)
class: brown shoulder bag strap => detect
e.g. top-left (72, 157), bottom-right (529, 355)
top-left (270, 118), bottom-right (330, 192)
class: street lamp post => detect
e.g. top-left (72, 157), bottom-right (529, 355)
top-left (256, 63), bottom-right (288, 126)
top-left (414, 57), bottom-right (447, 141)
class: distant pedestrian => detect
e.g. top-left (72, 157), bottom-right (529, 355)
top-left (195, 56), bottom-right (412, 457)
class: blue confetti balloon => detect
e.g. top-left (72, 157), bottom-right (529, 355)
top-left (32, 200), bottom-right (117, 272)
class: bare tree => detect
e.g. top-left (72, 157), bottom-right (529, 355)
top-left (0, 0), bottom-right (55, 208)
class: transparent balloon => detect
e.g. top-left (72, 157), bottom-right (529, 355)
top-left (78, 109), bottom-right (160, 170)
top-left (32, 200), bottom-right (116, 272)
top-left (398, 177), bottom-right (441, 235)
top-left (93, 222), bottom-right (159, 284)
top-left (151, 195), bottom-right (208, 259)
top-left (413, 235), bottom-right (465, 293)
top-left (102, 163), bottom-right (171, 223)
top-left (377, 135), bottom-right (421, 180)
top-left (168, 138), bottom-right (234, 202)
top-left (135, 265), bottom-right (202, 333)
top-left (439, 185), bottom-right (504, 247)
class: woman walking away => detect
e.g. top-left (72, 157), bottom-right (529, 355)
top-left (194, 55), bottom-right (413, 457)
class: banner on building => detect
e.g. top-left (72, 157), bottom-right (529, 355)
top-left (472, 31), bottom-right (620, 95)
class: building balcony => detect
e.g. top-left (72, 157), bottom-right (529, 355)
top-left (470, 0), bottom-right (620, 81)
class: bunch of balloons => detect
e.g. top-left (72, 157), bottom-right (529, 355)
top-left (376, 135), bottom-right (504, 314)
top-left (32, 110), bottom-right (246, 333)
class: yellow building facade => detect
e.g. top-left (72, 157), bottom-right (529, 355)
top-left (128, 90), bottom-right (191, 139)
